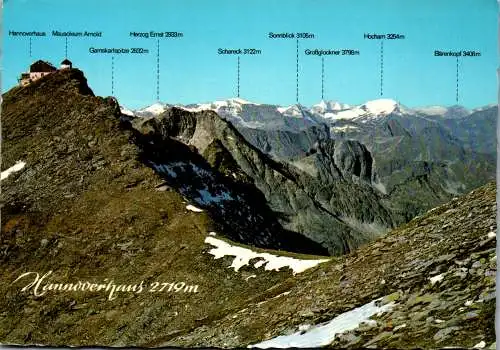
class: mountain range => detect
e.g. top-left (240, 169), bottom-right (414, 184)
top-left (1, 68), bottom-right (496, 348)
top-left (124, 97), bottom-right (493, 134)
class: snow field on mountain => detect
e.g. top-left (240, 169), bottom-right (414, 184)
top-left (363, 99), bottom-right (398, 115)
top-left (144, 102), bottom-right (168, 114)
top-left (119, 106), bottom-right (135, 116)
top-left (204, 236), bottom-right (329, 275)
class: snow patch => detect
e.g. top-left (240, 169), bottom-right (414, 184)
top-left (323, 108), bottom-right (361, 121)
top-left (429, 273), bottom-right (444, 285)
top-left (156, 185), bottom-right (169, 192)
top-left (196, 188), bottom-right (233, 205)
top-left (204, 236), bottom-right (329, 275)
top-left (1, 161), bottom-right (26, 181)
top-left (186, 205), bottom-right (203, 212)
top-left (311, 100), bottom-right (348, 113)
top-left (239, 120), bottom-right (266, 129)
top-left (229, 97), bottom-right (258, 105)
top-left (277, 105), bottom-right (303, 118)
top-left (256, 291), bottom-right (292, 307)
top-left (298, 324), bottom-right (311, 332)
top-left (341, 216), bottom-right (387, 236)
top-left (372, 181), bottom-right (387, 195)
top-left (245, 274), bottom-right (257, 281)
top-left (151, 162), bottom-right (187, 178)
top-left (152, 161), bottom-right (213, 182)
top-left (179, 97), bottom-right (260, 114)
top-left (248, 298), bottom-right (395, 348)
top-left (185, 100), bottom-right (231, 113)
top-left (393, 324), bottom-right (406, 331)
top-left (318, 98), bottom-right (401, 123)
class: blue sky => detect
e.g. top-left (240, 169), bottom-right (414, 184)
top-left (3, 0), bottom-right (498, 109)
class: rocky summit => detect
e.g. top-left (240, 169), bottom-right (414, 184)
top-left (0, 68), bottom-right (496, 349)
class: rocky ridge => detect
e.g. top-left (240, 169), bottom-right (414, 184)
top-left (132, 107), bottom-right (403, 254)
top-left (0, 69), bottom-right (323, 346)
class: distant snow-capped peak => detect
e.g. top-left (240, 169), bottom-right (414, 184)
top-left (360, 99), bottom-right (399, 115)
top-left (180, 97), bottom-right (260, 113)
top-left (126, 98), bottom-right (261, 117)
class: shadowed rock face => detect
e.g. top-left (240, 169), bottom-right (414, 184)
top-left (313, 139), bottom-right (373, 183)
top-left (130, 117), bottom-right (328, 255)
